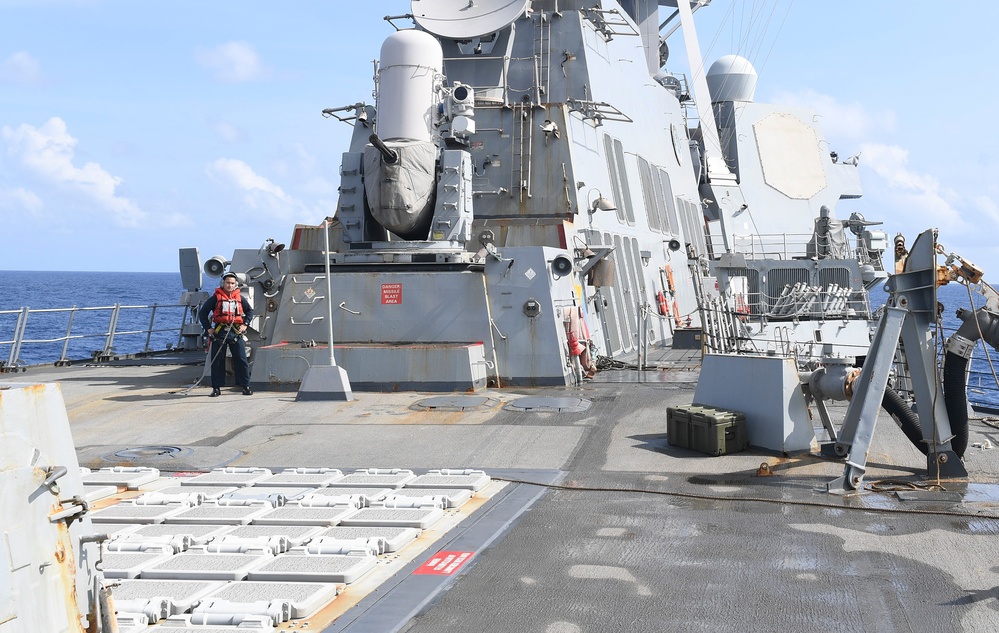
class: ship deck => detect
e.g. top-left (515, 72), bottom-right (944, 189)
top-left (6, 347), bottom-right (999, 632)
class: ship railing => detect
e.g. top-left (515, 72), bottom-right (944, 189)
top-left (710, 232), bottom-right (881, 265)
top-left (0, 303), bottom-right (190, 371)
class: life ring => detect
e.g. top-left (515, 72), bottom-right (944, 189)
top-left (657, 291), bottom-right (669, 316)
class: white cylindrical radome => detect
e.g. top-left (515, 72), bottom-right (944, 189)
top-left (376, 29), bottom-right (443, 142)
top-left (706, 55), bottom-right (758, 103)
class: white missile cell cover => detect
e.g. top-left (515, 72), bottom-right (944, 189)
top-left (111, 579), bottom-right (225, 621)
top-left (329, 468), bottom-right (417, 488)
top-left (248, 553), bottom-right (378, 584)
top-left (197, 581), bottom-right (344, 619)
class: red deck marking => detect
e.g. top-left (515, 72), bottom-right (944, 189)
top-left (412, 550), bottom-right (474, 575)
top-left (381, 283), bottom-right (402, 305)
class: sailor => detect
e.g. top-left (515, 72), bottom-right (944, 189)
top-left (198, 271), bottom-right (254, 397)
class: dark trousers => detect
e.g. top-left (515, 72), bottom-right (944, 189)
top-left (210, 335), bottom-right (250, 388)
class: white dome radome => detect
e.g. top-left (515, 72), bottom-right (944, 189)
top-left (706, 55), bottom-right (758, 103)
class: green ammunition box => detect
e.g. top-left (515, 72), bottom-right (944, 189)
top-left (667, 405), bottom-right (748, 456)
top-left (667, 405), bottom-right (701, 449)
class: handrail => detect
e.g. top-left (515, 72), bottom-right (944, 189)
top-left (0, 303), bottom-right (189, 370)
top-left (707, 231), bottom-right (885, 268)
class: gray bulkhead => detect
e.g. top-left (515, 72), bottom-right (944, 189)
top-left (441, 1), bottom-right (706, 359)
top-left (215, 1), bottom-right (717, 389)
top-left (712, 99), bottom-right (864, 244)
top-left (699, 56), bottom-right (887, 358)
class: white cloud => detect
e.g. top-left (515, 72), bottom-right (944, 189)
top-left (206, 157), bottom-right (308, 219)
top-left (973, 195), bottom-right (999, 227)
top-left (2, 117), bottom-right (146, 226)
top-left (273, 143), bottom-right (318, 179)
top-left (195, 41), bottom-right (269, 83)
top-left (0, 51), bottom-right (42, 84)
top-left (213, 120), bottom-right (245, 144)
top-left (0, 186), bottom-right (43, 212)
top-left (860, 142), bottom-right (967, 230)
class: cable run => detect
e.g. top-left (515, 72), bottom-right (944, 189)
top-left (490, 476), bottom-right (999, 522)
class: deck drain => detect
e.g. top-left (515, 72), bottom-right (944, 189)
top-left (504, 397), bottom-right (591, 413)
top-left (412, 396), bottom-right (493, 411)
top-left (111, 445), bottom-right (191, 460)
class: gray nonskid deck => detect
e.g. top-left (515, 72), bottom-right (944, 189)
top-left (7, 358), bottom-right (999, 631)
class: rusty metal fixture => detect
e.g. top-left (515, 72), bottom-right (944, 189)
top-left (756, 462), bottom-right (773, 477)
top-left (842, 368), bottom-right (862, 400)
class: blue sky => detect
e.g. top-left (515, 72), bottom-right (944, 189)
top-left (2, 0), bottom-right (997, 280)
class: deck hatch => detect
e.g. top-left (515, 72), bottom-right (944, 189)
top-left (141, 551), bottom-right (274, 581)
top-left (339, 507), bottom-right (445, 529)
top-left (247, 553), bottom-right (377, 584)
top-left (196, 580), bottom-right (344, 620)
top-left (110, 579), bottom-right (224, 621)
top-left (81, 466), bottom-right (160, 489)
top-left (413, 395), bottom-right (492, 411)
top-left (407, 469), bottom-right (490, 491)
top-left (144, 485), bottom-right (239, 500)
top-left (91, 503), bottom-right (186, 524)
top-left (327, 469), bottom-right (416, 488)
top-left (255, 468), bottom-right (345, 487)
top-left (386, 488), bottom-right (473, 509)
top-left (299, 487), bottom-right (393, 505)
top-left (101, 549), bottom-right (175, 579)
top-left (219, 485), bottom-right (313, 504)
top-left (505, 396), bottom-right (592, 412)
top-left (179, 468), bottom-right (272, 487)
top-left (315, 526), bottom-right (420, 553)
top-left (250, 505), bottom-right (359, 527)
top-left (217, 524), bottom-right (325, 548)
top-left (119, 523), bottom-right (231, 548)
top-left (162, 504), bottom-right (273, 526)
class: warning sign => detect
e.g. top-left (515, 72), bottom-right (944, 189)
top-left (381, 283), bottom-right (402, 305)
top-left (412, 551), bottom-right (474, 576)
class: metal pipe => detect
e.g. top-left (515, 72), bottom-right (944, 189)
top-left (9, 307), bottom-right (28, 366)
top-left (103, 304), bottom-right (121, 357)
top-left (58, 307), bottom-right (77, 363)
top-left (324, 218), bottom-right (337, 367)
top-left (144, 304), bottom-right (158, 352)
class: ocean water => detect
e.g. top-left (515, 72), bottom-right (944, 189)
top-left (870, 282), bottom-right (999, 410)
top-left (0, 270), bottom-right (187, 366)
top-left (2, 270), bottom-right (997, 408)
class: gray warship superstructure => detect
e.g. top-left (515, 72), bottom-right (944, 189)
top-left (179, 0), bottom-right (886, 391)
top-left (11, 4), bottom-right (999, 633)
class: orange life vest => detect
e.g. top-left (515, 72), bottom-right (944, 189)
top-left (212, 287), bottom-right (244, 326)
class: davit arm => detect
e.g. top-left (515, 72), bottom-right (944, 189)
top-left (824, 229), bottom-right (996, 492)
